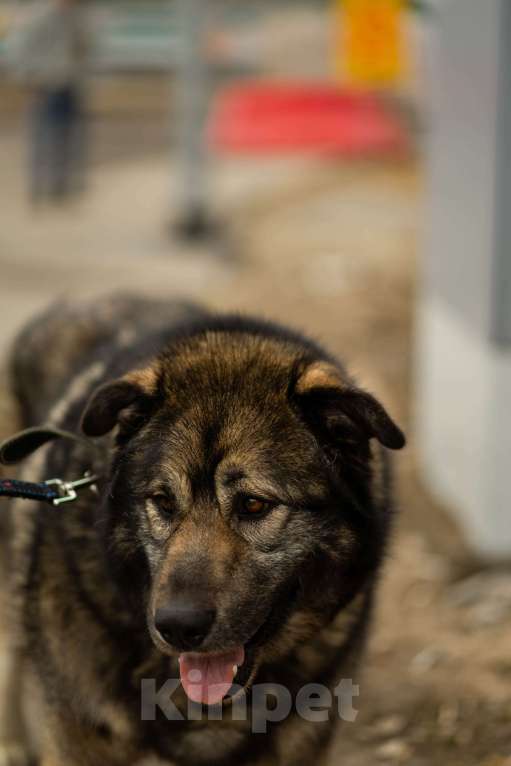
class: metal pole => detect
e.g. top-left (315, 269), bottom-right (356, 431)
top-left (174, 0), bottom-right (215, 241)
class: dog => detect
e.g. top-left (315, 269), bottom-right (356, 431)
top-left (0, 295), bottom-right (404, 766)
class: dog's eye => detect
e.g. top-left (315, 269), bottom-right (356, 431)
top-left (149, 493), bottom-right (174, 517)
top-left (238, 496), bottom-right (273, 518)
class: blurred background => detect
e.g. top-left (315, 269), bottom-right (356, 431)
top-left (1, 0), bottom-right (510, 763)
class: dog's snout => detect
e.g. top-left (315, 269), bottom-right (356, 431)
top-left (154, 602), bottom-right (216, 651)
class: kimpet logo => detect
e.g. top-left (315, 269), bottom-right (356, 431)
top-left (141, 676), bottom-right (359, 733)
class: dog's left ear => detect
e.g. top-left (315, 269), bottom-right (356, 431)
top-left (294, 361), bottom-right (405, 450)
top-left (81, 366), bottom-right (160, 438)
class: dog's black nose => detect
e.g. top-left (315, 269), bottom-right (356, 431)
top-left (154, 603), bottom-right (216, 651)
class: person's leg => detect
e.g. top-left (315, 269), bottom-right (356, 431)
top-left (29, 92), bottom-right (50, 203)
top-left (48, 88), bottom-right (73, 199)
top-left (70, 88), bottom-right (87, 194)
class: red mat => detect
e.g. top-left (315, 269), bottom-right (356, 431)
top-left (208, 82), bottom-right (408, 156)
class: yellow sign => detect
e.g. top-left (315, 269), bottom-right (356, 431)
top-left (336, 0), bottom-right (406, 86)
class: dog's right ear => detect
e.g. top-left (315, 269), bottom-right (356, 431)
top-left (81, 366), bottom-right (160, 438)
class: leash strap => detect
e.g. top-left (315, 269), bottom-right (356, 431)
top-left (0, 477), bottom-right (60, 504)
top-left (0, 474), bottom-right (100, 506)
top-left (0, 426), bottom-right (101, 506)
top-left (0, 426), bottom-right (94, 466)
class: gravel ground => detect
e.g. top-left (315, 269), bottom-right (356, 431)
top-left (1, 114), bottom-right (510, 765)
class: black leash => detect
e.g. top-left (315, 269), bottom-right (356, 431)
top-left (0, 426), bottom-right (101, 506)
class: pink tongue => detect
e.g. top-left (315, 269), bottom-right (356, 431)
top-left (179, 647), bottom-right (245, 706)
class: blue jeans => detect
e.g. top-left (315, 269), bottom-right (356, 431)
top-left (30, 86), bottom-right (85, 200)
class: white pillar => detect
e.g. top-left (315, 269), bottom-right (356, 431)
top-left (416, 0), bottom-right (511, 558)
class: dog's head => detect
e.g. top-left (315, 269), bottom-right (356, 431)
top-left (81, 328), bottom-right (404, 705)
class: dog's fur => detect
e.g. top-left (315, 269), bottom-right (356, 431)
top-left (0, 296), bottom-right (404, 766)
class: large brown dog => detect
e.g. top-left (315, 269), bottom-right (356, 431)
top-left (0, 295), bottom-right (404, 766)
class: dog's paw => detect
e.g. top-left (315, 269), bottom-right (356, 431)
top-left (0, 742), bottom-right (33, 766)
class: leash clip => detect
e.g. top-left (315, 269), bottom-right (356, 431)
top-left (45, 473), bottom-right (99, 506)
